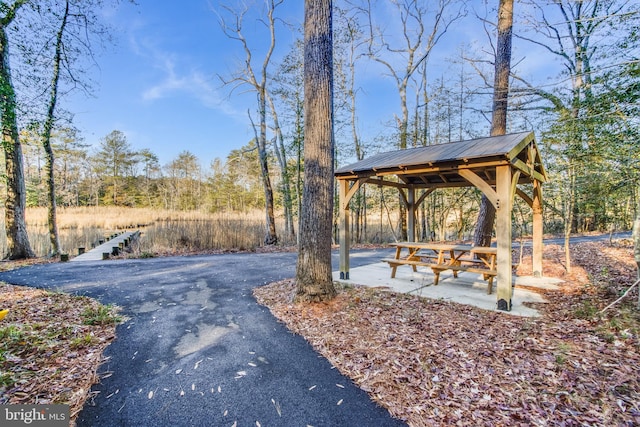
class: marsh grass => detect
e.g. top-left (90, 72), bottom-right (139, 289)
top-left (0, 206), bottom-right (402, 257)
top-left (0, 207), bottom-right (299, 256)
top-left (136, 214), bottom-right (286, 254)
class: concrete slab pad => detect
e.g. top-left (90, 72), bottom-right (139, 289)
top-left (333, 262), bottom-right (562, 317)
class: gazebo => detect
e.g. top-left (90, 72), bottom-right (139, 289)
top-left (334, 131), bottom-right (548, 311)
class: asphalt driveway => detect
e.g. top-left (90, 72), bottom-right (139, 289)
top-left (0, 249), bottom-right (405, 427)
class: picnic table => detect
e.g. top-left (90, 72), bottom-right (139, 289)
top-left (381, 242), bottom-right (498, 294)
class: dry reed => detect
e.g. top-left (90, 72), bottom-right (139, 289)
top-left (0, 207), bottom-right (404, 257)
top-left (0, 207), bottom-right (299, 257)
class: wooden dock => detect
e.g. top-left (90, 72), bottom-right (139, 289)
top-left (70, 231), bottom-right (139, 262)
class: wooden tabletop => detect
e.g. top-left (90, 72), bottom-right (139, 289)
top-left (390, 242), bottom-right (497, 254)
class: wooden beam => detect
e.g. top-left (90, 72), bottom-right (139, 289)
top-left (532, 179), bottom-right (544, 277)
top-left (339, 179), bottom-right (350, 279)
top-left (415, 181), bottom-right (487, 189)
top-left (458, 169), bottom-right (499, 209)
top-left (343, 177), bottom-right (366, 206)
top-left (516, 188), bottom-right (533, 207)
top-left (363, 178), bottom-right (407, 189)
top-left (512, 158), bottom-right (546, 182)
top-left (416, 188), bottom-right (435, 206)
top-left (496, 165), bottom-right (513, 311)
top-left (407, 186), bottom-right (416, 242)
top-left (510, 170), bottom-right (522, 203)
top-left (531, 142), bottom-right (549, 182)
top-left (506, 131), bottom-right (535, 162)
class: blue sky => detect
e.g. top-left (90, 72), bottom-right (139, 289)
top-left (68, 1), bottom-right (304, 168)
top-left (65, 0), bottom-right (555, 169)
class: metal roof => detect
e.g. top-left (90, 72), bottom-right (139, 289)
top-left (335, 131), bottom-right (537, 177)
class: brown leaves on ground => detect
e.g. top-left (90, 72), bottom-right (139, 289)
top-left (254, 241), bottom-right (640, 427)
top-left (0, 283), bottom-right (120, 425)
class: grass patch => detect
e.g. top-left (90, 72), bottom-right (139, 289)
top-left (574, 299), bottom-right (599, 319)
top-left (82, 304), bottom-right (122, 326)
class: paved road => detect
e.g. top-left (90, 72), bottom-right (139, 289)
top-left (0, 249), bottom-right (405, 427)
top-left (515, 231), bottom-right (632, 247)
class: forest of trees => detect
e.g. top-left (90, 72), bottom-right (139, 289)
top-left (0, 0), bottom-right (638, 256)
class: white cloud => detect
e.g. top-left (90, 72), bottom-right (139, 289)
top-left (131, 35), bottom-right (241, 119)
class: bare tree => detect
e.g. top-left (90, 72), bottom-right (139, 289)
top-left (473, 0), bottom-right (514, 248)
top-left (295, 0), bottom-right (336, 303)
top-left (266, 91), bottom-right (295, 240)
top-left (335, 4), bottom-right (367, 242)
top-left (38, 0), bottom-right (119, 254)
top-left (271, 40), bottom-right (305, 234)
top-left (364, 0), bottom-right (465, 240)
top-left (218, 1), bottom-right (283, 245)
top-left (364, 0), bottom-right (465, 150)
top-left (40, 0), bottom-right (71, 256)
top-left (1, 0), bottom-right (35, 259)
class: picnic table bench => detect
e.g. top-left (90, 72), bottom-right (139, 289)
top-left (381, 242), bottom-right (498, 294)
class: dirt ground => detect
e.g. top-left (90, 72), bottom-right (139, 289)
top-left (255, 241), bottom-right (640, 426)
top-left (0, 283), bottom-right (120, 424)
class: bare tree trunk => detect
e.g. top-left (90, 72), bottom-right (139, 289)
top-left (295, 0), bottom-right (336, 303)
top-left (473, 0), bottom-right (513, 248)
top-left (258, 92), bottom-right (278, 245)
top-left (248, 109), bottom-right (278, 245)
top-left (345, 17), bottom-right (364, 243)
top-left (0, 2), bottom-right (35, 260)
top-left (266, 91), bottom-right (295, 240)
top-left (365, 1), bottom-right (463, 242)
top-left (41, 0), bottom-right (70, 256)
top-left (294, 98), bottom-right (303, 243)
top-left (219, 1), bottom-right (282, 245)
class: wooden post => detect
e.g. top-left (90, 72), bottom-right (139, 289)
top-left (532, 180), bottom-right (543, 277)
top-left (407, 185), bottom-right (416, 242)
top-left (496, 165), bottom-right (513, 311)
top-left (339, 179), bottom-right (350, 279)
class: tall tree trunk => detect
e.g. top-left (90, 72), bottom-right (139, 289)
top-left (258, 91), bottom-right (278, 245)
top-left (295, 0), bottom-right (336, 303)
top-left (473, 0), bottom-right (513, 248)
top-left (294, 96), bottom-right (303, 243)
top-left (249, 105), bottom-right (278, 245)
top-left (41, 0), bottom-right (70, 256)
top-left (0, 2), bottom-right (35, 260)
